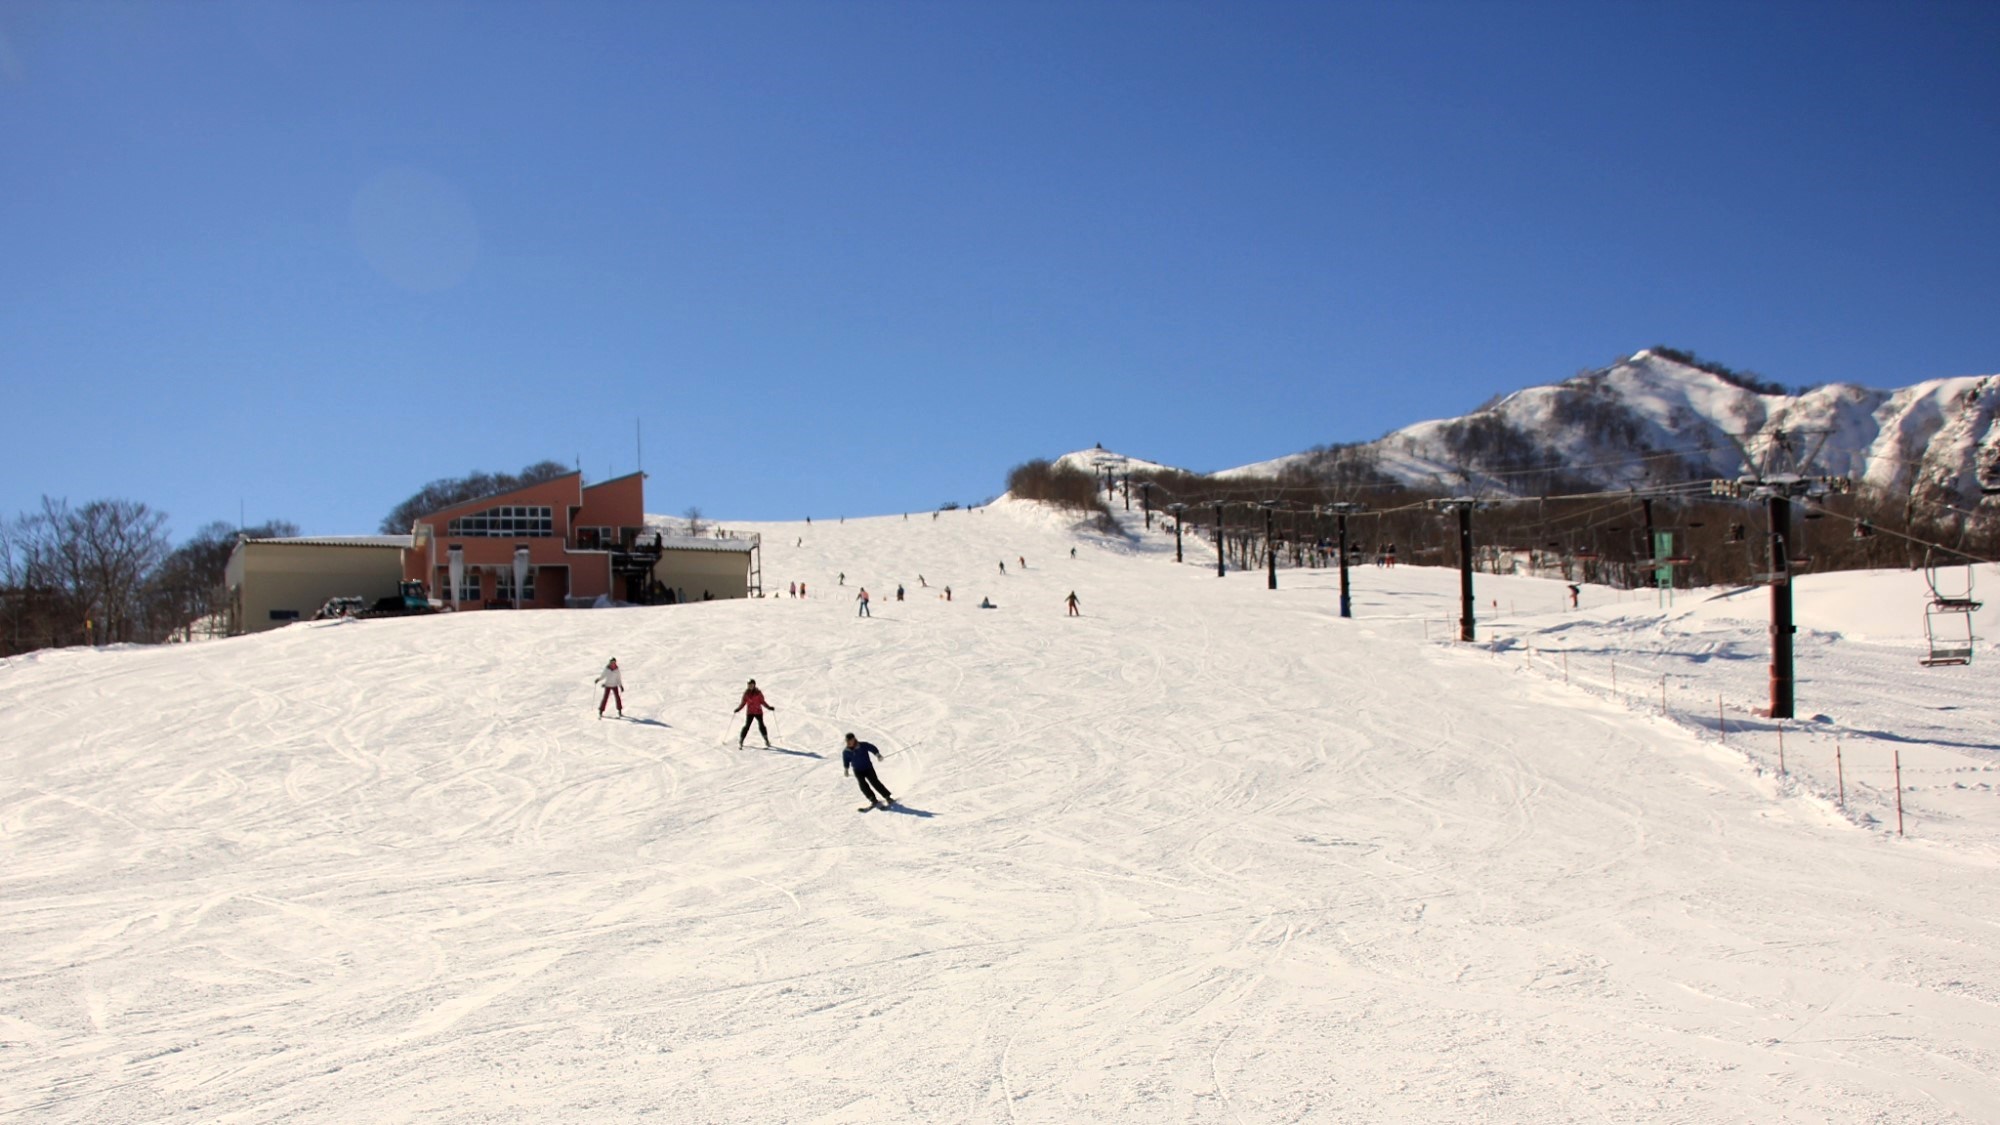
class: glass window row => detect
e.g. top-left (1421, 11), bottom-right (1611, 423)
top-left (448, 505), bottom-right (555, 537)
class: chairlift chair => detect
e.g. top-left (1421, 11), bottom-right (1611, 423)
top-left (1920, 552), bottom-right (1982, 667)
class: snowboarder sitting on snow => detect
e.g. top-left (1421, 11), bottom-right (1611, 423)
top-left (843, 733), bottom-right (894, 809)
top-left (735, 679), bottom-right (776, 748)
top-left (595, 658), bottom-right (624, 719)
top-left (978, 596), bottom-right (996, 609)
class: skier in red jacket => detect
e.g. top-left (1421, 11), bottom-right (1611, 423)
top-left (735, 679), bottom-right (776, 748)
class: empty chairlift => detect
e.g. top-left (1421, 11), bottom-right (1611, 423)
top-left (1920, 553), bottom-right (1982, 668)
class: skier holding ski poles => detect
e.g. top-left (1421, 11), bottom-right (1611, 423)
top-left (843, 733), bottom-right (895, 810)
top-left (735, 679), bottom-right (776, 748)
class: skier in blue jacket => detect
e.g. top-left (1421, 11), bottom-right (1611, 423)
top-left (842, 733), bottom-right (895, 809)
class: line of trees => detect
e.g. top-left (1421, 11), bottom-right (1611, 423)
top-left (1005, 460), bottom-right (1118, 533)
top-left (1, 498), bottom-right (295, 657)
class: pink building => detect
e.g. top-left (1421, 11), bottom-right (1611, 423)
top-left (403, 471), bottom-right (656, 609)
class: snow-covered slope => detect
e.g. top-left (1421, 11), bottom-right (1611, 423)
top-left (1052, 446), bottom-right (1186, 478)
top-left (5, 500), bottom-right (2000, 1122)
top-left (1218, 350), bottom-right (2000, 504)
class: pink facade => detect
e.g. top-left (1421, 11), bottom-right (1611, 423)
top-left (403, 472), bottom-right (649, 609)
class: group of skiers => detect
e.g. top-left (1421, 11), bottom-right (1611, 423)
top-left (591, 533), bottom-right (1099, 812)
top-left (593, 663), bottom-right (898, 811)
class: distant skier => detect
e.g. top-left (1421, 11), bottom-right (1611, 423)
top-left (735, 679), bottom-right (776, 748)
top-left (1567, 583), bottom-right (1581, 609)
top-left (595, 658), bottom-right (624, 719)
top-left (944, 585), bottom-right (952, 602)
top-left (843, 733), bottom-right (895, 809)
top-left (1065, 591), bottom-right (1080, 617)
top-left (839, 572), bottom-right (846, 585)
top-left (856, 588), bottom-right (872, 617)
top-left (999, 561), bottom-right (1006, 575)
top-left (1018, 556), bottom-right (1025, 570)
top-left (1070, 547), bottom-right (1076, 559)
top-left (800, 582), bottom-right (807, 598)
top-left (895, 584), bottom-right (905, 601)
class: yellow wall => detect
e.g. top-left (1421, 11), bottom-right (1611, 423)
top-left (226, 543), bottom-right (408, 634)
top-left (654, 549), bottom-right (751, 601)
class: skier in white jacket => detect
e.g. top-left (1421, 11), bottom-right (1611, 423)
top-left (595, 658), bottom-right (624, 719)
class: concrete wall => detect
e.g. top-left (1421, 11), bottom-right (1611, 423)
top-left (654, 549), bottom-right (751, 601)
top-left (226, 542), bottom-right (408, 635)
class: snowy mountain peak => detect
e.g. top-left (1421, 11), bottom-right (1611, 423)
top-left (1220, 350), bottom-right (2000, 504)
top-left (1050, 447), bottom-right (1186, 478)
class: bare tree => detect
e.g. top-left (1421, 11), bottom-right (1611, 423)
top-left (683, 506), bottom-right (705, 538)
top-left (147, 519), bottom-right (297, 641)
top-left (0, 497), bottom-right (169, 649)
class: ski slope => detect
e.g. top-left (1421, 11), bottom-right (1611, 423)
top-left (4, 498), bottom-right (1999, 1123)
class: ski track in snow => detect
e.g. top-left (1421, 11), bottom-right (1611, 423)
top-left (3, 499), bottom-right (1999, 1123)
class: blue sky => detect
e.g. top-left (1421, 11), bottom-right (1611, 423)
top-left (3, 1), bottom-right (1997, 538)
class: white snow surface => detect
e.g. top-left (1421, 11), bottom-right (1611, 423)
top-left (6, 499), bottom-right (2000, 1123)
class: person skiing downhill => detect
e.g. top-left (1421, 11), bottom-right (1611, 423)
top-left (843, 733), bottom-right (894, 809)
top-left (735, 679), bottom-right (776, 748)
top-left (1065, 591), bottom-right (1080, 617)
top-left (856, 588), bottom-right (872, 617)
top-left (595, 658), bottom-right (624, 719)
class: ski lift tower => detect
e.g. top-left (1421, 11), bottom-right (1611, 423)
top-left (1259, 500), bottom-right (1281, 590)
top-left (1326, 501), bottom-right (1366, 618)
top-left (1430, 498), bottom-right (1482, 641)
top-left (1090, 456), bottom-right (1115, 500)
top-left (1167, 503), bottom-right (1188, 563)
top-left (1711, 472), bottom-right (1849, 718)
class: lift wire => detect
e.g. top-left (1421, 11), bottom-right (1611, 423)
top-left (1798, 497), bottom-right (2000, 566)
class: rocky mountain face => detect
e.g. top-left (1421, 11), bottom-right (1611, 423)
top-left (1220, 350), bottom-right (2000, 510)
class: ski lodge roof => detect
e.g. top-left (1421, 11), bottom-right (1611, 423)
top-left (241, 535), bottom-right (416, 549)
top-left (653, 535), bottom-right (757, 554)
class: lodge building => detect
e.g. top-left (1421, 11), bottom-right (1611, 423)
top-left (224, 471), bottom-right (758, 634)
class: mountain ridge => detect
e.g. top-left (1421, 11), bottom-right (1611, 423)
top-left (1113, 350), bottom-right (2000, 508)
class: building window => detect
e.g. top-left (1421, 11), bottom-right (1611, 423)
top-left (575, 526), bottom-right (612, 550)
top-left (439, 568), bottom-right (483, 602)
top-left (495, 566), bottom-right (536, 602)
top-left (447, 505), bottom-right (554, 537)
